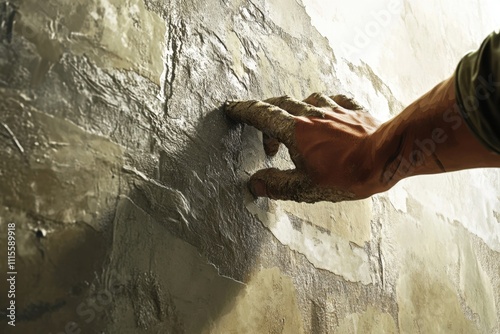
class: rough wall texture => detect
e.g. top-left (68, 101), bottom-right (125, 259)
top-left (0, 0), bottom-right (498, 333)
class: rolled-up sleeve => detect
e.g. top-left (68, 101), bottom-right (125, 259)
top-left (455, 30), bottom-right (500, 154)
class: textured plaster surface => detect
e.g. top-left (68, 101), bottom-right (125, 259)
top-left (0, 0), bottom-right (499, 333)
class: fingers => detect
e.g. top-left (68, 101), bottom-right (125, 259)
top-left (248, 168), bottom-right (357, 203)
top-left (224, 100), bottom-right (296, 150)
top-left (303, 93), bottom-right (365, 114)
top-left (303, 93), bottom-right (365, 111)
top-left (330, 94), bottom-right (365, 111)
top-left (223, 94), bottom-right (365, 162)
top-left (303, 93), bottom-right (339, 109)
top-left (248, 168), bottom-right (312, 201)
top-left (264, 95), bottom-right (325, 118)
top-left (260, 95), bottom-right (325, 156)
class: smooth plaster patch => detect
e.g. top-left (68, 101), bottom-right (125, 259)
top-left (280, 199), bottom-right (373, 247)
top-left (210, 267), bottom-right (305, 333)
top-left (397, 265), bottom-right (478, 334)
top-left (335, 305), bottom-right (398, 334)
top-left (388, 200), bottom-right (494, 333)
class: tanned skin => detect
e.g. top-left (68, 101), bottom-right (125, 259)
top-left (224, 74), bottom-right (500, 203)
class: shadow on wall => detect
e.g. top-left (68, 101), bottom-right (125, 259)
top-left (0, 88), bottom-right (268, 334)
top-left (111, 107), bottom-right (267, 333)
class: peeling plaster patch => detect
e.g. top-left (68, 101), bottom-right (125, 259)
top-left (280, 200), bottom-right (373, 247)
top-left (247, 202), bottom-right (373, 285)
top-left (403, 172), bottom-right (500, 252)
top-left (301, 0), bottom-right (500, 255)
top-left (386, 199), bottom-right (460, 277)
top-left (494, 211), bottom-right (500, 223)
top-left (210, 267), bottom-right (305, 333)
top-left (458, 235), bottom-right (498, 330)
top-left (265, 0), bottom-right (313, 39)
top-left (332, 61), bottom-right (394, 121)
top-left (335, 306), bottom-right (398, 334)
top-left (220, 0), bottom-right (343, 101)
top-left (303, 0), bottom-right (500, 105)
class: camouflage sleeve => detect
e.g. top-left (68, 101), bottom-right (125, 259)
top-left (455, 30), bottom-right (500, 154)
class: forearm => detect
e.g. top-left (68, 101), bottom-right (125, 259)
top-left (368, 74), bottom-right (500, 192)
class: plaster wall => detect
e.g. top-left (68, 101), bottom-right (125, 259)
top-left (0, 0), bottom-right (499, 333)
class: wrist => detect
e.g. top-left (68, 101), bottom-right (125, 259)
top-left (346, 132), bottom-right (392, 198)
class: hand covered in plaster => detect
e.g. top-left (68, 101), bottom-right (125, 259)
top-left (225, 76), bottom-right (500, 203)
top-left (224, 93), bottom-right (382, 203)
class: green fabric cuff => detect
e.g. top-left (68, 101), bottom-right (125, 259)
top-left (455, 30), bottom-right (500, 154)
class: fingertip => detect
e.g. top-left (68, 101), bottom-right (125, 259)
top-left (248, 178), bottom-right (267, 198)
top-left (223, 100), bottom-right (234, 109)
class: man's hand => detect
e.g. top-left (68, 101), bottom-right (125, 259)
top-left (224, 93), bottom-right (382, 203)
top-left (225, 75), bottom-right (500, 203)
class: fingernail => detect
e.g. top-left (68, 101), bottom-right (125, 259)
top-left (224, 100), bottom-right (237, 110)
